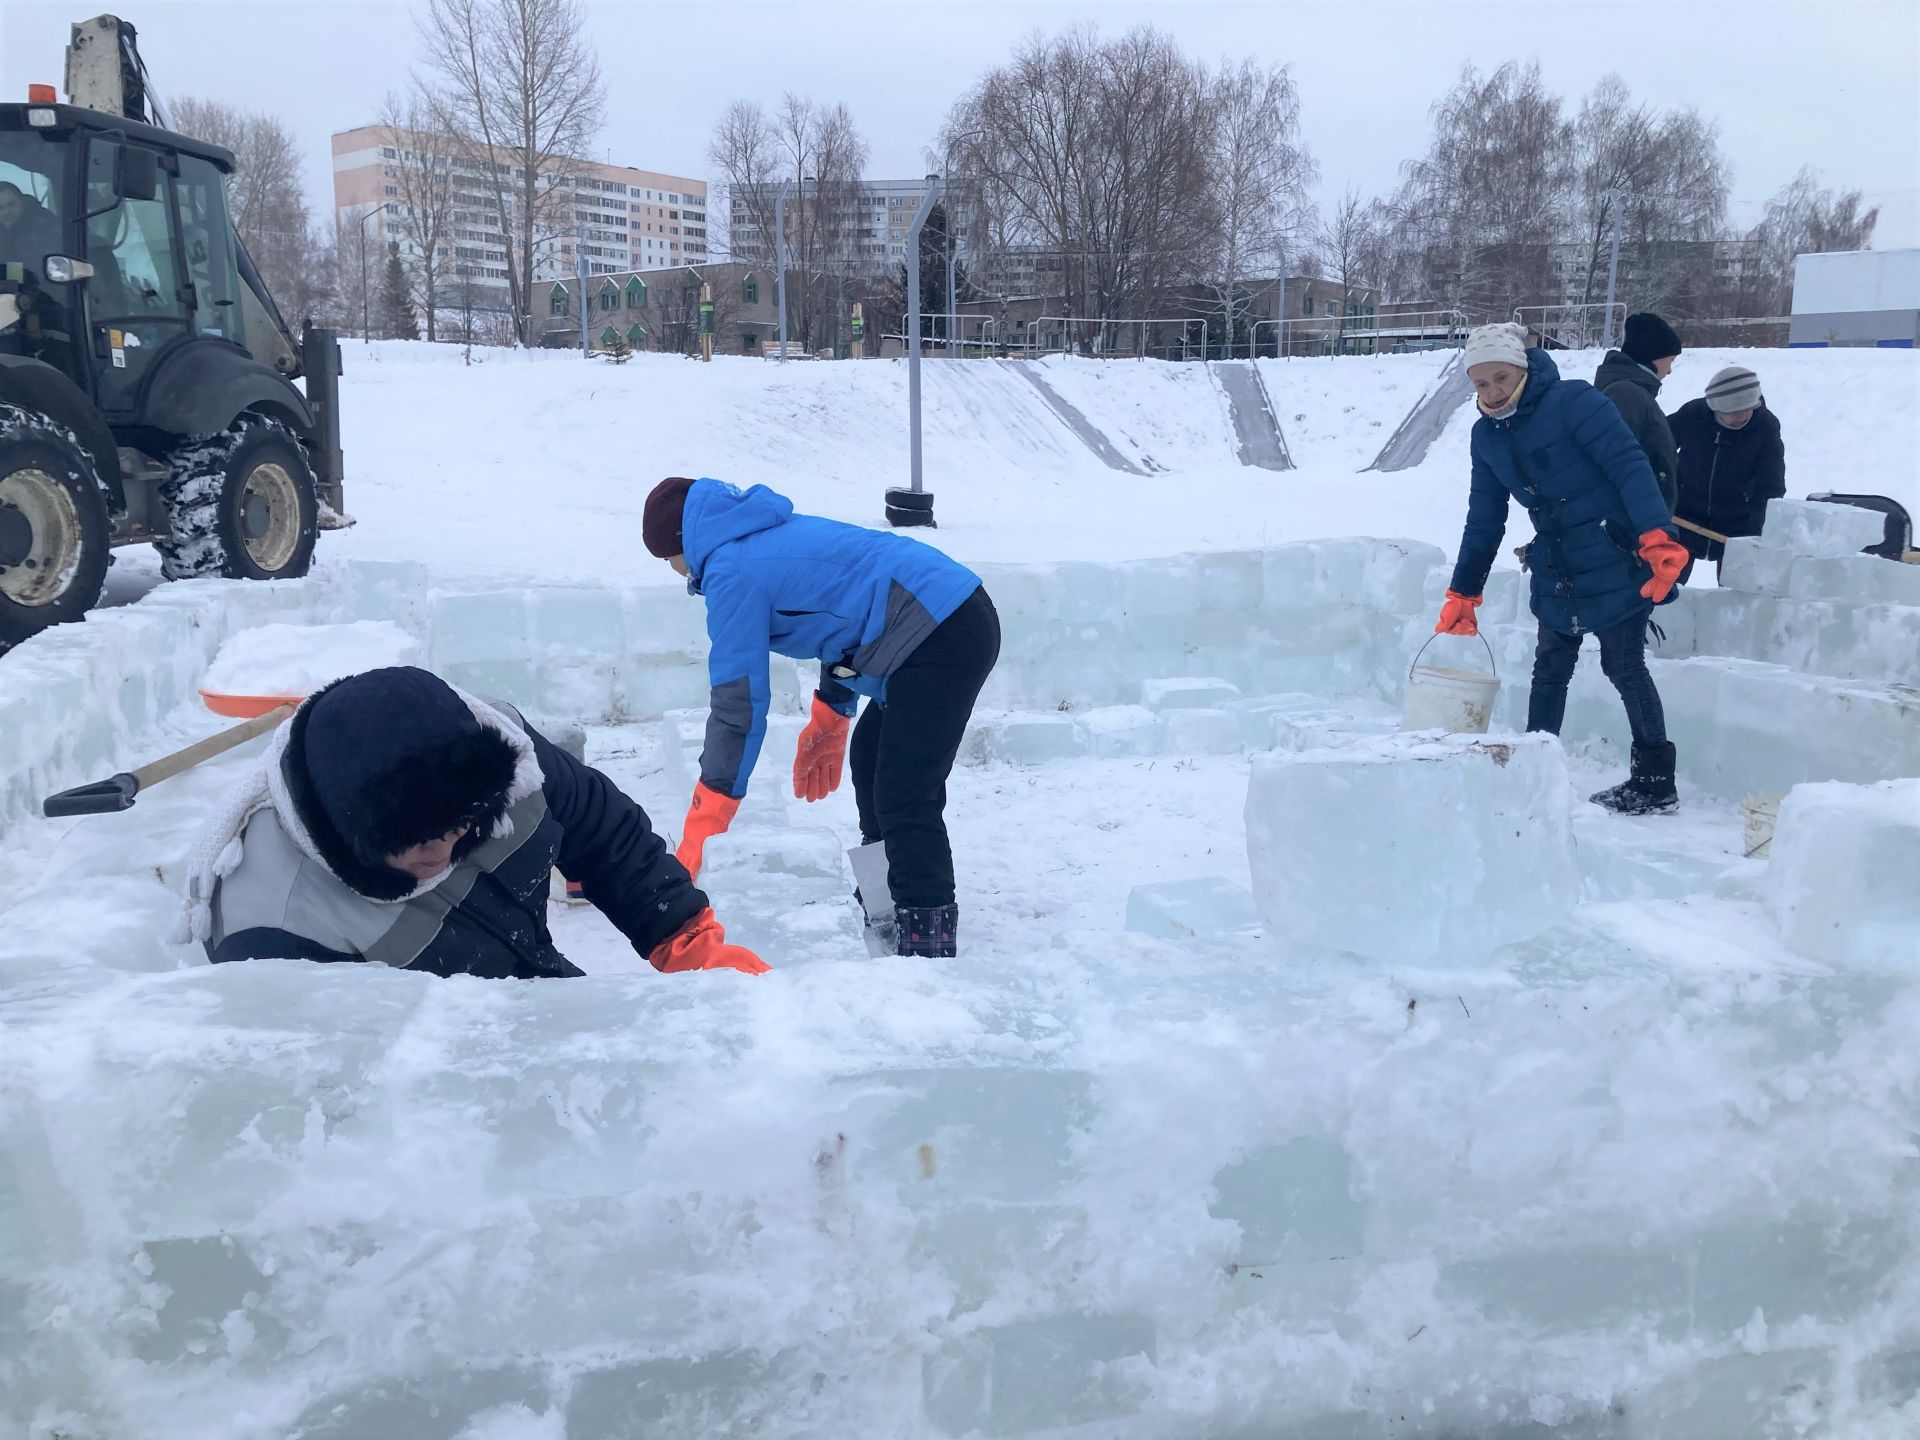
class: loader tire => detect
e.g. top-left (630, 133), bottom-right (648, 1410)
top-left (0, 402), bottom-right (112, 652)
top-left (158, 417), bottom-right (319, 582)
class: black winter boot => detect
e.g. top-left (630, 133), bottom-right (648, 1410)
top-left (895, 904), bottom-right (958, 958)
top-left (1589, 742), bottom-right (1678, 815)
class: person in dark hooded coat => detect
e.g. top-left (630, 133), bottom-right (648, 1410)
top-left (1593, 312), bottom-right (1682, 512)
top-left (1435, 323), bottom-right (1690, 815)
top-left (181, 666), bottom-right (766, 978)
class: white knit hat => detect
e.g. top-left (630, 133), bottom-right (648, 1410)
top-left (1462, 322), bottom-right (1528, 371)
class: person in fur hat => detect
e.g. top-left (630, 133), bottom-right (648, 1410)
top-left (182, 666), bottom-right (767, 978)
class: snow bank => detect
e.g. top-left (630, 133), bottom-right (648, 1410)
top-left (317, 341), bottom-right (1915, 589)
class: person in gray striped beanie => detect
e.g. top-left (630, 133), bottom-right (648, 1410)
top-left (1703, 365), bottom-right (1763, 424)
top-left (1668, 363), bottom-right (1785, 570)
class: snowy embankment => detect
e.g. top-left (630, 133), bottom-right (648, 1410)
top-left (2, 344), bottom-right (1918, 1439)
top-left (311, 340), bottom-right (1918, 584)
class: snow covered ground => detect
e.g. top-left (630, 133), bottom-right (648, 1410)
top-left (304, 340), bottom-right (1918, 585)
top-left (3, 344), bottom-right (1919, 1438)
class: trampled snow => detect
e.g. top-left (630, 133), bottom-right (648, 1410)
top-left (3, 342), bottom-right (1919, 1438)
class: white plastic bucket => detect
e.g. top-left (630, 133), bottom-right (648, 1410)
top-left (1742, 793), bottom-right (1783, 859)
top-left (1402, 634), bottom-right (1500, 735)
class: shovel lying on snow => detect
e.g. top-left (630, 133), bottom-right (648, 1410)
top-left (41, 698), bottom-right (297, 817)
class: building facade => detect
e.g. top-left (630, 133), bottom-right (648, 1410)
top-left (537, 261), bottom-right (785, 357)
top-left (332, 125), bottom-right (709, 322)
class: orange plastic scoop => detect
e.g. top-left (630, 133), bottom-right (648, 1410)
top-left (200, 689), bottom-right (310, 719)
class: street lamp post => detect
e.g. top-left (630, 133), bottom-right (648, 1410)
top-left (358, 202), bottom-right (394, 343)
top-left (887, 173), bottom-right (943, 529)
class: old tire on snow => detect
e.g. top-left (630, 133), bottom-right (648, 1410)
top-left (158, 418), bottom-right (319, 582)
top-left (0, 402), bottom-right (113, 651)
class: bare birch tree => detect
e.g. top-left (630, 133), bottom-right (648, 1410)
top-left (708, 95), bottom-right (870, 351)
top-left (1391, 61), bottom-right (1572, 319)
top-left (170, 96), bottom-right (328, 322)
top-left (1317, 187), bottom-right (1389, 352)
top-left (417, 0), bottom-right (604, 346)
top-left (376, 89), bottom-right (459, 342)
top-left (1740, 167), bottom-right (1880, 315)
top-left (1565, 76), bottom-right (1729, 324)
top-left (1203, 58), bottom-right (1315, 357)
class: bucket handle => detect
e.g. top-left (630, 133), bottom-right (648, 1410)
top-left (1409, 630), bottom-right (1497, 681)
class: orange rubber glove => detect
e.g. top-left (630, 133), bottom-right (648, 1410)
top-left (1434, 590), bottom-right (1482, 637)
top-left (648, 907), bottom-right (769, 975)
top-left (1637, 528), bottom-right (1689, 603)
top-left (793, 696), bottom-right (852, 802)
top-left (674, 782), bottom-right (740, 882)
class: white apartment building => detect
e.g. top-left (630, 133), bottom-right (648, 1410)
top-left (333, 125), bottom-right (708, 309)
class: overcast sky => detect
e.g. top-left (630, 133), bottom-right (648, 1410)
top-left (4, 0), bottom-right (1916, 248)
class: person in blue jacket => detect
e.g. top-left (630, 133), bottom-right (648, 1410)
top-left (1434, 323), bottom-right (1691, 815)
top-left (643, 476), bottom-right (999, 957)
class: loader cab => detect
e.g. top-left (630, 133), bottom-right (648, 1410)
top-left (0, 102), bottom-right (288, 414)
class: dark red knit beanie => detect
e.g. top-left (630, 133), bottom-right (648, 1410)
top-left (643, 476), bottom-right (696, 558)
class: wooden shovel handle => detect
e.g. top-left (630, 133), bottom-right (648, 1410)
top-left (1670, 516), bottom-right (1730, 545)
top-left (131, 704), bottom-right (297, 788)
top-left (41, 704), bottom-right (296, 817)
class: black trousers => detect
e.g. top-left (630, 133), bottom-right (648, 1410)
top-left (1526, 615), bottom-right (1669, 747)
top-left (849, 587), bottom-right (1000, 909)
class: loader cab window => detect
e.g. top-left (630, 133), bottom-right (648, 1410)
top-left (173, 154), bottom-right (245, 346)
top-left (84, 139), bottom-right (188, 413)
top-left (0, 132), bottom-right (74, 368)
top-left (0, 133), bottom-right (66, 276)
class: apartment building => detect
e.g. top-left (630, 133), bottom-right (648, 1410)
top-left (332, 124), bottom-right (708, 310)
top-left (724, 178), bottom-right (980, 276)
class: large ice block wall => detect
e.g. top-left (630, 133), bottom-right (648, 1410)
top-left (6, 515), bottom-right (1919, 840)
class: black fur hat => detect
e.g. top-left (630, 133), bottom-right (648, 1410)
top-left (283, 667), bottom-right (519, 899)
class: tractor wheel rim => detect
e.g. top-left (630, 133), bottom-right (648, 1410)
top-left (240, 461), bottom-right (300, 571)
top-left (0, 466), bottom-right (83, 608)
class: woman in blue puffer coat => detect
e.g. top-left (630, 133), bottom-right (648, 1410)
top-left (1435, 323), bottom-right (1691, 814)
top-left (641, 476), bottom-right (999, 957)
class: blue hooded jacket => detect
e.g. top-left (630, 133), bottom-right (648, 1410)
top-left (683, 479), bottom-right (982, 798)
top-left (1449, 348), bottom-right (1674, 635)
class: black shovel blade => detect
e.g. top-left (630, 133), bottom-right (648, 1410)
top-left (42, 773), bottom-right (140, 817)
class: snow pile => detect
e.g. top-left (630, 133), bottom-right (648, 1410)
top-left (200, 620), bottom-right (421, 698)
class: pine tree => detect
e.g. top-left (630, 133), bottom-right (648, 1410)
top-left (602, 331), bottom-right (633, 364)
top-left (380, 240), bottom-right (420, 341)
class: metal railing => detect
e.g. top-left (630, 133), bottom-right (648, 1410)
top-left (1023, 315), bottom-right (1192, 358)
top-left (1513, 301), bottom-right (1626, 351)
top-left (1253, 309), bottom-right (1468, 358)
